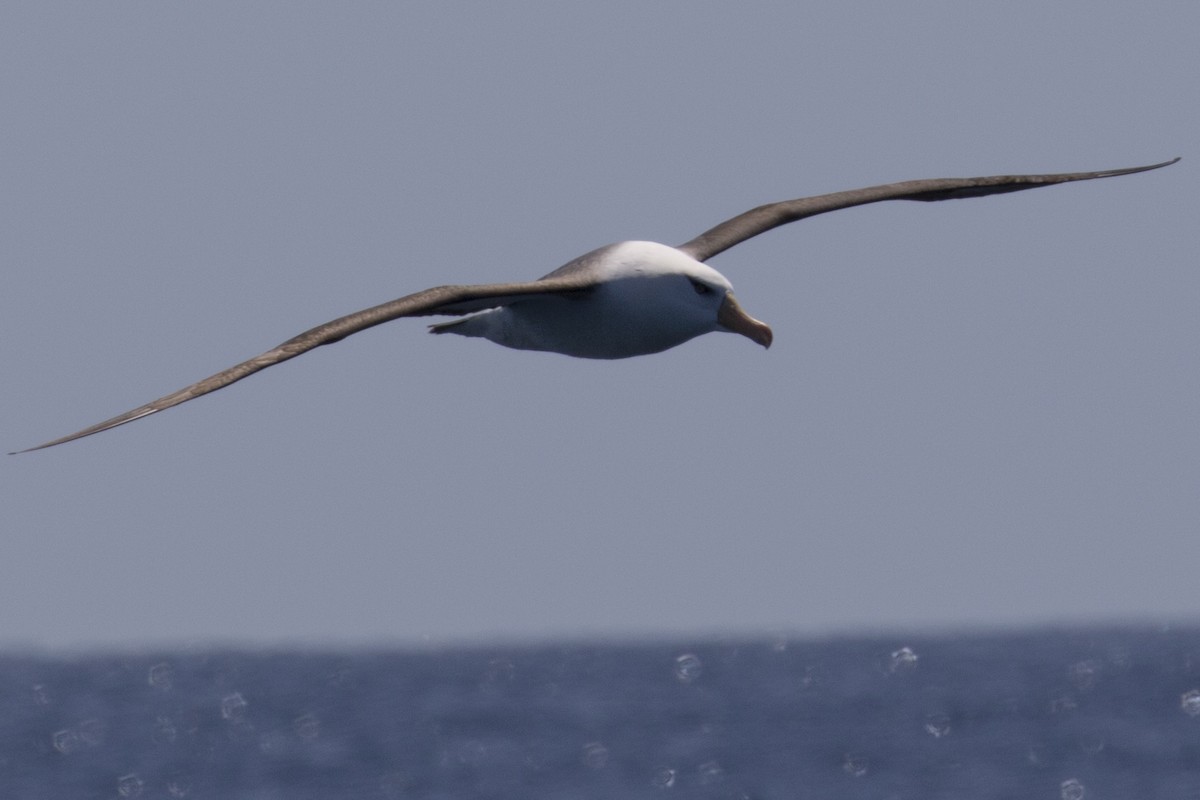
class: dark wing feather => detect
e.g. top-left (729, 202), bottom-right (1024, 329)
top-left (677, 158), bottom-right (1180, 262)
top-left (13, 276), bottom-right (596, 453)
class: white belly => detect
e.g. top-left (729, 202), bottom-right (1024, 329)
top-left (433, 275), bottom-right (716, 359)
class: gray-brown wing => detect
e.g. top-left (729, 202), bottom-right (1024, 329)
top-left (677, 158), bottom-right (1180, 263)
top-left (13, 276), bottom-right (597, 453)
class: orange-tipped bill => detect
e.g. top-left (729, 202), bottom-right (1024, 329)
top-left (716, 292), bottom-right (772, 349)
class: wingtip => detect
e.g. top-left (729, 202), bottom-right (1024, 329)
top-left (1146, 156), bottom-right (1181, 170)
top-left (10, 441), bottom-right (59, 455)
top-left (1103, 156), bottom-right (1181, 177)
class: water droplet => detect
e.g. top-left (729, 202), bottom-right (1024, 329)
top-left (1060, 778), bottom-right (1085, 800)
top-left (1181, 689), bottom-right (1200, 717)
top-left (650, 766), bottom-right (676, 788)
top-left (54, 718), bottom-right (104, 753)
top-left (923, 713), bottom-right (951, 738)
top-left (1067, 659), bottom-right (1101, 691)
top-left (889, 646), bottom-right (918, 673)
top-left (220, 692), bottom-right (248, 722)
top-left (798, 665), bottom-right (817, 689)
top-left (117, 773), bottom-right (145, 798)
top-left (165, 777), bottom-right (192, 798)
top-left (148, 662), bottom-right (173, 690)
top-left (581, 741), bottom-right (608, 769)
top-left (673, 653), bottom-right (703, 683)
top-left (52, 728), bottom-right (80, 754)
top-left (696, 760), bottom-right (724, 785)
top-left (54, 724), bottom-right (102, 753)
top-left (294, 713), bottom-right (320, 740)
top-left (842, 753), bottom-right (869, 777)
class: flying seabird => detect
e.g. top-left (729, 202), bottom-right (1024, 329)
top-left (13, 157), bottom-right (1179, 453)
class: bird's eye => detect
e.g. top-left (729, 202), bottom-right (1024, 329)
top-left (689, 279), bottom-right (712, 295)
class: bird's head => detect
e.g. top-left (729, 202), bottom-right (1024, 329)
top-left (613, 241), bottom-right (773, 350)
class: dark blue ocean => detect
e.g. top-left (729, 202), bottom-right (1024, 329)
top-left (5, 627), bottom-right (1200, 799)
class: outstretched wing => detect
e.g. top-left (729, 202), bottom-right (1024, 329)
top-left (13, 276), bottom-right (596, 453)
top-left (677, 158), bottom-right (1180, 262)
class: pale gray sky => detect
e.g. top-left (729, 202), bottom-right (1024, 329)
top-left (3, 3), bottom-right (1196, 649)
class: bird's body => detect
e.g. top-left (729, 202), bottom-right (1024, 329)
top-left (431, 241), bottom-right (769, 359)
top-left (13, 157), bottom-right (1179, 453)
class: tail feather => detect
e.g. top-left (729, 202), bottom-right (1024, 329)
top-left (428, 309), bottom-right (496, 338)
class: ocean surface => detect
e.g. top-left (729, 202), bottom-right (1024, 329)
top-left (4, 627), bottom-right (1200, 799)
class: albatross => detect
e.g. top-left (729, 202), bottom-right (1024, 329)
top-left (13, 157), bottom-right (1179, 453)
